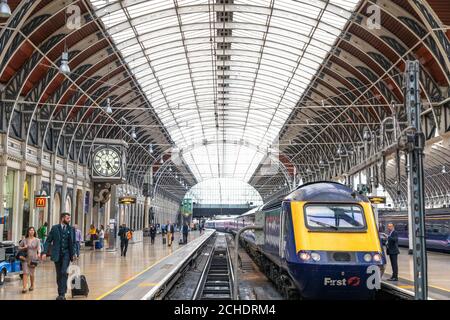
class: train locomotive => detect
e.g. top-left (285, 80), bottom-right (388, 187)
top-left (234, 181), bottom-right (385, 299)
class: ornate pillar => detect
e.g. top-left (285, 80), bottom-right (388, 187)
top-left (13, 161), bottom-right (26, 242)
top-left (0, 154), bottom-right (7, 242)
top-left (30, 168), bottom-right (42, 228)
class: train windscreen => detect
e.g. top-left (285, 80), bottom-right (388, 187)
top-left (304, 204), bottom-right (367, 231)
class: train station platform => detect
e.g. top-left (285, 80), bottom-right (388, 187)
top-left (99, 230), bottom-right (214, 300)
top-left (0, 231), bottom-right (207, 300)
top-left (382, 248), bottom-right (450, 300)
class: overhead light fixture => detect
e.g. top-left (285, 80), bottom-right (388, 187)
top-left (131, 126), bottom-right (137, 139)
top-left (59, 51), bottom-right (71, 75)
top-left (337, 145), bottom-right (345, 155)
top-left (442, 166), bottom-right (447, 174)
top-left (319, 159), bottom-right (325, 168)
top-left (160, 157), bottom-right (164, 164)
top-left (169, 167), bottom-right (172, 172)
top-left (105, 98), bottom-right (113, 114)
top-left (0, 0), bottom-right (11, 18)
top-left (363, 128), bottom-right (371, 141)
top-left (149, 144), bottom-right (154, 153)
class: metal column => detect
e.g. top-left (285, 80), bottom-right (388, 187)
top-left (404, 60), bottom-right (428, 300)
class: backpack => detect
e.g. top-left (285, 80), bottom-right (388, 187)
top-left (126, 230), bottom-right (133, 240)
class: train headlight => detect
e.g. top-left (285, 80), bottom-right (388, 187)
top-left (373, 253), bottom-right (382, 262)
top-left (363, 253), bottom-right (372, 262)
top-left (311, 252), bottom-right (321, 262)
top-left (299, 252), bottom-right (311, 261)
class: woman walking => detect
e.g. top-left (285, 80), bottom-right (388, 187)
top-left (19, 227), bottom-right (41, 294)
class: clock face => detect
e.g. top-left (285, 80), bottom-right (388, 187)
top-left (93, 148), bottom-right (121, 177)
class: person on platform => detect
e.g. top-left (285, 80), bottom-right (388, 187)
top-left (37, 222), bottom-right (48, 252)
top-left (74, 224), bottom-right (82, 258)
top-left (41, 213), bottom-right (77, 300)
top-left (199, 219), bottom-right (205, 234)
top-left (118, 224), bottom-right (130, 257)
top-left (167, 220), bottom-right (174, 246)
top-left (19, 227), bottom-right (41, 294)
top-left (149, 224), bottom-right (157, 245)
top-left (98, 225), bottom-right (105, 249)
top-left (37, 222), bottom-right (48, 242)
top-left (182, 222), bottom-right (189, 244)
top-left (386, 223), bottom-right (400, 281)
top-left (161, 223), bottom-right (167, 244)
top-left (87, 224), bottom-right (96, 248)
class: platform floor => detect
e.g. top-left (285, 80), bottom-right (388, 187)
top-left (0, 231), bottom-right (202, 300)
top-left (383, 248), bottom-right (450, 299)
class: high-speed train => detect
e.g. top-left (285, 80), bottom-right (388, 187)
top-left (230, 181), bottom-right (385, 300)
top-left (378, 208), bottom-right (450, 252)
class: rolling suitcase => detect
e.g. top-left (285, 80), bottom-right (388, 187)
top-left (179, 238), bottom-right (184, 245)
top-left (71, 275), bottom-right (89, 298)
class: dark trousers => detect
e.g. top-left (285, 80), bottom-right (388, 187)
top-left (389, 254), bottom-right (398, 278)
top-left (75, 242), bottom-right (80, 257)
top-left (150, 236), bottom-right (155, 244)
top-left (183, 233), bottom-right (188, 244)
top-left (54, 253), bottom-right (71, 296)
top-left (120, 239), bottom-right (129, 256)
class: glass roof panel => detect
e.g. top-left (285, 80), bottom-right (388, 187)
top-left (91, 0), bottom-right (359, 183)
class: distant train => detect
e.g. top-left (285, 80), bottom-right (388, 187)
top-left (230, 181), bottom-right (385, 300)
top-left (378, 208), bottom-right (450, 253)
top-left (204, 218), bottom-right (235, 233)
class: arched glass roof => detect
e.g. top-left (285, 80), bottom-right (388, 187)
top-left (185, 178), bottom-right (263, 205)
top-left (91, 0), bottom-right (360, 182)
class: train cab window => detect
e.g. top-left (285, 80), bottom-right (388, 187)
top-left (304, 204), bottom-right (367, 231)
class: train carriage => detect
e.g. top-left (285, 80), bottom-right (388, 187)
top-left (378, 208), bottom-right (450, 252)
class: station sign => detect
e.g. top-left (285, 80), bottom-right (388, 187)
top-left (35, 196), bottom-right (47, 208)
top-left (181, 198), bottom-right (193, 217)
top-left (368, 196), bottom-right (386, 204)
top-left (118, 196), bottom-right (136, 205)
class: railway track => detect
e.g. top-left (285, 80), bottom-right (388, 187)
top-left (193, 234), bottom-right (234, 300)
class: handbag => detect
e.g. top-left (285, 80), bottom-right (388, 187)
top-left (29, 259), bottom-right (39, 267)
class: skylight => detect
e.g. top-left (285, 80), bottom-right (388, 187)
top-left (90, 0), bottom-right (360, 183)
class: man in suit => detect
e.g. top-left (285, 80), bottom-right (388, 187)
top-left (386, 223), bottom-right (400, 281)
top-left (182, 222), bottom-right (189, 244)
top-left (41, 212), bottom-right (77, 300)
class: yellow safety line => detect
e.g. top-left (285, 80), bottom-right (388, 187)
top-left (384, 273), bottom-right (450, 293)
top-left (95, 256), bottom-right (166, 300)
top-left (428, 284), bottom-right (450, 293)
top-left (95, 233), bottom-right (208, 300)
top-left (138, 283), bottom-right (159, 287)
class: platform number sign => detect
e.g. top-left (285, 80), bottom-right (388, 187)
top-left (181, 198), bottom-right (193, 217)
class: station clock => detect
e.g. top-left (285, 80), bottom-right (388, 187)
top-left (91, 139), bottom-right (128, 183)
top-left (93, 147), bottom-right (121, 177)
